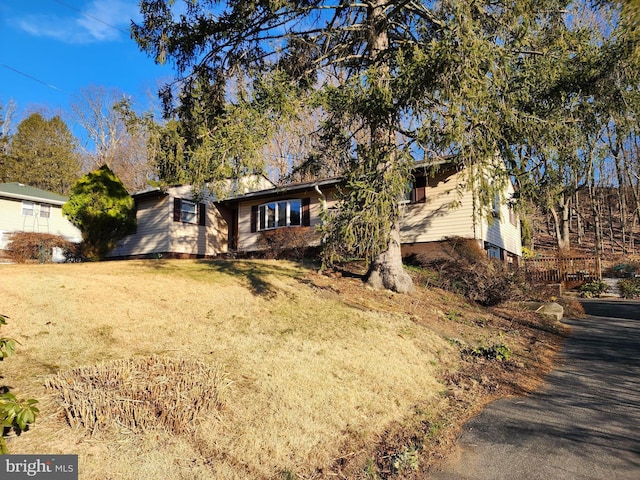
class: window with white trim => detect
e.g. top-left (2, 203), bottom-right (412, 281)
top-left (180, 199), bottom-right (198, 224)
top-left (258, 199), bottom-right (301, 230)
top-left (508, 205), bottom-right (517, 226)
top-left (39, 204), bottom-right (51, 218)
top-left (491, 193), bottom-right (501, 219)
top-left (173, 198), bottom-right (206, 226)
top-left (21, 201), bottom-right (35, 216)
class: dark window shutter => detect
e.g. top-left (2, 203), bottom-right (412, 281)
top-left (231, 208), bottom-right (239, 250)
top-left (414, 176), bottom-right (426, 203)
top-left (173, 198), bottom-right (182, 222)
top-left (302, 197), bottom-right (311, 226)
top-left (250, 205), bottom-right (258, 233)
top-left (133, 200), bottom-right (139, 234)
top-left (198, 203), bottom-right (206, 226)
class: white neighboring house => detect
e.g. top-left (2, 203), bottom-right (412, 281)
top-left (0, 183), bottom-right (82, 262)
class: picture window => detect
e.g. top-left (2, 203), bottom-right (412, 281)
top-left (258, 199), bottom-right (301, 230)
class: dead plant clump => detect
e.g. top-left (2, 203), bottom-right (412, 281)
top-left (5, 232), bottom-right (73, 263)
top-left (44, 356), bottom-right (231, 435)
top-left (257, 226), bottom-right (317, 260)
top-left (404, 237), bottom-right (526, 307)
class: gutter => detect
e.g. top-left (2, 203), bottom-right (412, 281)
top-left (0, 192), bottom-right (66, 206)
top-left (218, 177), bottom-right (342, 205)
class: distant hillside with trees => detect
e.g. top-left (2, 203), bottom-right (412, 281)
top-left (527, 185), bottom-right (640, 258)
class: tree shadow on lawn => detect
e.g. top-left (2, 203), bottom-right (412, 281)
top-left (208, 260), bottom-right (300, 298)
top-left (195, 259), bottom-right (309, 297)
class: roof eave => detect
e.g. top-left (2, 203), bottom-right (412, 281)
top-left (0, 192), bottom-right (66, 206)
top-left (219, 177), bottom-right (343, 204)
top-left (132, 188), bottom-right (169, 201)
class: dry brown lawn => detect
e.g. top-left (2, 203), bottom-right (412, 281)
top-left (0, 259), bottom-right (567, 479)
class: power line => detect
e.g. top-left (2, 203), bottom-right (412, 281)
top-left (53, 0), bottom-right (131, 35)
top-left (1, 64), bottom-right (70, 94)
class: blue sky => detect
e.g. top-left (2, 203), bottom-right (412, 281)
top-left (0, 0), bottom-right (176, 126)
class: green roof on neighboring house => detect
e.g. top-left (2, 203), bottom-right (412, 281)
top-left (0, 183), bottom-right (68, 205)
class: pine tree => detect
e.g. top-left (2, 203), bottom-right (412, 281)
top-left (132, 0), bottom-right (616, 291)
top-left (6, 113), bottom-right (80, 195)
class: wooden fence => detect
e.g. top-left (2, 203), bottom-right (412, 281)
top-left (524, 255), bottom-right (602, 283)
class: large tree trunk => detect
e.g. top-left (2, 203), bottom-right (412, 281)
top-left (363, 0), bottom-right (413, 294)
top-left (367, 222), bottom-right (414, 293)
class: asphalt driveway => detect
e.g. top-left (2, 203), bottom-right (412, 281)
top-left (431, 299), bottom-right (640, 480)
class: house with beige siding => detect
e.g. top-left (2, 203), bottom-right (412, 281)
top-left (220, 177), bottom-right (339, 253)
top-left (109, 163), bottom-right (522, 262)
top-left (400, 163), bottom-right (522, 264)
top-left (107, 185), bottom-right (231, 259)
top-left (220, 162), bottom-right (522, 263)
top-left (107, 176), bottom-right (275, 259)
top-left (0, 183), bottom-right (82, 261)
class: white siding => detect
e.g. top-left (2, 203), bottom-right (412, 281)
top-left (482, 183), bottom-right (522, 256)
top-left (0, 197), bottom-right (81, 249)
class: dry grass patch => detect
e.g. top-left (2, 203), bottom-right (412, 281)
top-left (0, 260), bottom-right (453, 479)
top-left (0, 259), bottom-right (568, 479)
top-left (44, 356), bottom-right (231, 435)
top-left (303, 269), bottom-right (568, 478)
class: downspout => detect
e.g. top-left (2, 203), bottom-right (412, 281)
top-left (477, 201), bottom-right (486, 254)
top-left (472, 174), bottom-right (483, 245)
top-left (315, 185), bottom-right (326, 213)
top-left (315, 185), bottom-right (327, 249)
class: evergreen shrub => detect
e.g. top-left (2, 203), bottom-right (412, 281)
top-left (618, 278), bottom-right (640, 298)
top-left (579, 279), bottom-right (608, 298)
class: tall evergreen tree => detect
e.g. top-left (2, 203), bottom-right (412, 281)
top-left (132, 0), bottom-right (608, 291)
top-left (6, 113), bottom-right (80, 195)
